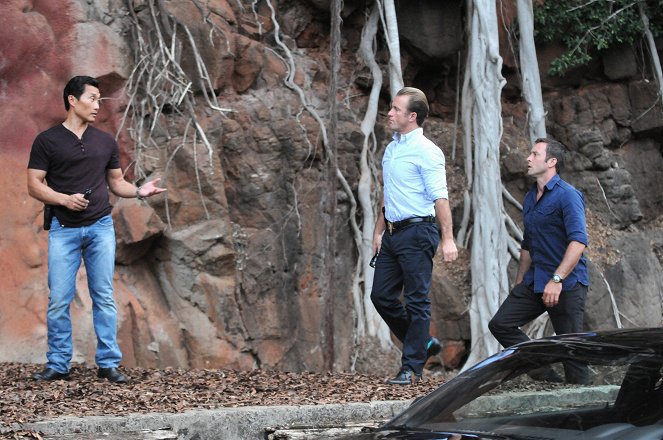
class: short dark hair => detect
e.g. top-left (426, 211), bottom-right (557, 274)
top-left (535, 137), bottom-right (567, 173)
top-left (396, 87), bottom-right (429, 126)
top-left (63, 76), bottom-right (99, 110)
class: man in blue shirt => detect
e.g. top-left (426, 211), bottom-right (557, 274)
top-left (489, 138), bottom-right (589, 384)
top-left (371, 87), bottom-right (458, 385)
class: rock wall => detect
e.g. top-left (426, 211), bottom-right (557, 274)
top-left (1, 0), bottom-right (662, 374)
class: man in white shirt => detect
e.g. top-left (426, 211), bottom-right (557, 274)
top-left (371, 87), bottom-right (458, 385)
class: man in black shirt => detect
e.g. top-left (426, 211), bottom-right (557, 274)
top-left (27, 76), bottom-right (166, 383)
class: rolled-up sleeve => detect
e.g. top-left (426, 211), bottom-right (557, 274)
top-left (421, 146), bottom-right (448, 201)
top-left (563, 189), bottom-right (589, 246)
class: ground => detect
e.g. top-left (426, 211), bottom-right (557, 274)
top-left (0, 363), bottom-right (452, 439)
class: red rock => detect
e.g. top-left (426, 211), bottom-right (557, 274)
top-left (113, 199), bottom-right (166, 264)
top-left (233, 35), bottom-right (264, 92)
top-left (442, 340), bottom-right (467, 370)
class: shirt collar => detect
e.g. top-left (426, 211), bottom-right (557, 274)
top-left (544, 174), bottom-right (561, 191)
top-left (393, 127), bottom-right (423, 143)
top-left (530, 174), bottom-right (561, 193)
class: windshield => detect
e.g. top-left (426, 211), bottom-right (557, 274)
top-left (385, 338), bottom-right (663, 440)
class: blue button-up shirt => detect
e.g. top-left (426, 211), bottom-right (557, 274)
top-left (521, 174), bottom-right (589, 292)
top-left (382, 128), bottom-right (448, 222)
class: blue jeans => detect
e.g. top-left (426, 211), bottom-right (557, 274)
top-left (371, 222), bottom-right (440, 375)
top-left (46, 214), bottom-right (121, 373)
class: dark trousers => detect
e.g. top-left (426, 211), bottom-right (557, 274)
top-left (488, 282), bottom-right (589, 384)
top-left (370, 223), bottom-right (440, 375)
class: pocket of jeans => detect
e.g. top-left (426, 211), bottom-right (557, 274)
top-left (49, 216), bottom-right (63, 231)
top-left (96, 215), bottom-right (114, 227)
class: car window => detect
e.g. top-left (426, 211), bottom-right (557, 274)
top-left (394, 349), bottom-right (663, 440)
top-left (456, 361), bottom-right (624, 420)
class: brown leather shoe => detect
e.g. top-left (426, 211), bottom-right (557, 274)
top-left (32, 367), bottom-right (69, 381)
top-left (97, 367), bottom-right (128, 384)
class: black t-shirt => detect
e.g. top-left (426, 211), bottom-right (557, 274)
top-left (28, 124), bottom-right (121, 227)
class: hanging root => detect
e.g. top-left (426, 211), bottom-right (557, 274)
top-left (121, 0), bottom-right (233, 227)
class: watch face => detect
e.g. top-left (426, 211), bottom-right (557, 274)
top-left (553, 275), bottom-right (562, 283)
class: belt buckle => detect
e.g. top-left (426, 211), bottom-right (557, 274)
top-left (387, 222), bottom-right (393, 235)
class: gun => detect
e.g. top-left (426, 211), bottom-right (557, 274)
top-left (43, 205), bottom-right (53, 230)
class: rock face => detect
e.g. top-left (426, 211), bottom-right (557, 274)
top-left (2, 0), bottom-right (663, 374)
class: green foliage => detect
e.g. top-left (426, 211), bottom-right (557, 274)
top-left (533, 0), bottom-right (663, 76)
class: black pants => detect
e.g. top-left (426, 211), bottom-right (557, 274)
top-left (370, 222), bottom-right (440, 375)
top-left (488, 282), bottom-right (589, 384)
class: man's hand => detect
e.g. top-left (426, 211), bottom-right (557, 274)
top-left (542, 280), bottom-right (562, 307)
top-left (137, 178), bottom-right (167, 198)
top-left (372, 233), bottom-right (382, 256)
top-left (63, 193), bottom-right (89, 211)
top-left (440, 237), bottom-right (458, 262)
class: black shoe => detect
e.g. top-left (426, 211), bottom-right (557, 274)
top-left (426, 337), bottom-right (442, 360)
top-left (528, 366), bottom-right (563, 383)
top-left (388, 368), bottom-right (421, 385)
top-left (98, 367), bottom-right (128, 383)
top-left (32, 367), bottom-right (69, 381)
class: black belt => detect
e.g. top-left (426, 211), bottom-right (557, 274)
top-left (386, 216), bottom-right (435, 235)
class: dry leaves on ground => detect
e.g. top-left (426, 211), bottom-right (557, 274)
top-left (0, 363), bottom-right (450, 436)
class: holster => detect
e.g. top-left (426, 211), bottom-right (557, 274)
top-left (43, 205), bottom-right (54, 231)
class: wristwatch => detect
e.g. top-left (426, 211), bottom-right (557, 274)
top-left (552, 274), bottom-right (563, 283)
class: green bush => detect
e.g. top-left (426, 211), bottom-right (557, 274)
top-left (533, 0), bottom-right (663, 76)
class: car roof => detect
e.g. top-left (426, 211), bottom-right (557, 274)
top-left (512, 328), bottom-right (663, 354)
top-left (384, 328), bottom-right (663, 431)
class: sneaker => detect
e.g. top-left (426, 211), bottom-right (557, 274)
top-left (426, 337), bottom-right (442, 359)
top-left (388, 368), bottom-right (421, 385)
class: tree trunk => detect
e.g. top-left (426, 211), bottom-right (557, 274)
top-left (516, 0), bottom-right (552, 339)
top-left (355, 3), bottom-right (393, 346)
top-left (639, 3), bottom-right (663, 101)
top-left (323, 0), bottom-right (342, 371)
top-left (379, 0), bottom-right (404, 96)
top-left (462, 0), bottom-right (509, 370)
top-left (516, 0), bottom-right (546, 142)
top-left (456, 28), bottom-right (474, 248)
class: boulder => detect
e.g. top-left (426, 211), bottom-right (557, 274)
top-left (629, 81), bottom-right (663, 134)
top-left (603, 44), bottom-right (637, 80)
top-left (586, 231), bottom-right (663, 330)
top-left (396, 0), bottom-right (463, 61)
top-left (113, 199), bottom-right (166, 265)
top-left (618, 139), bottom-right (663, 219)
top-left (70, 21), bottom-right (131, 80)
top-left (160, 0), bottom-right (237, 92)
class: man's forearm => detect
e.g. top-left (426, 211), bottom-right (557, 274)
top-left (515, 249), bottom-right (532, 284)
top-left (373, 213), bottom-right (386, 237)
top-left (109, 179), bottom-right (139, 198)
top-left (107, 168), bottom-right (140, 198)
top-left (434, 198), bottom-right (454, 240)
top-left (434, 197), bottom-right (459, 261)
top-left (28, 170), bottom-right (68, 206)
top-left (554, 241), bottom-right (586, 279)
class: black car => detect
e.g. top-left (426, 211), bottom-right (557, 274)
top-left (337, 328), bottom-right (663, 439)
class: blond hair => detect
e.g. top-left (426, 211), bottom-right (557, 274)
top-left (396, 87), bottom-right (429, 126)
